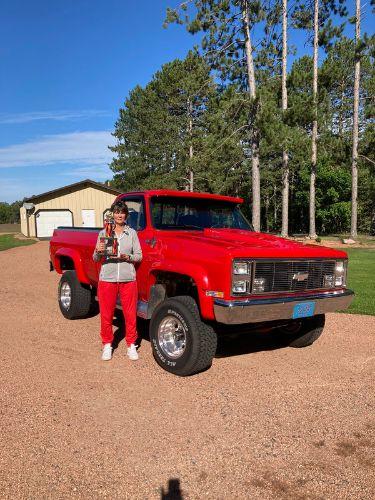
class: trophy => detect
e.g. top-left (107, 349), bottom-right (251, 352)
top-left (99, 211), bottom-right (119, 257)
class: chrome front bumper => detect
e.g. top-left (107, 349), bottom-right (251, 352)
top-left (214, 289), bottom-right (354, 324)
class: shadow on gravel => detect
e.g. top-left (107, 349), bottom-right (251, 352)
top-left (214, 325), bottom-right (286, 358)
top-left (160, 478), bottom-right (183, 500)
top-left (113, 312), bottom-right (286, 359)
top-left (111, 311), bottom-right (286, 359)
top-left (85, 300), bottom-right (100, 319)
top-left (111, 312), bottom-right (149, 351)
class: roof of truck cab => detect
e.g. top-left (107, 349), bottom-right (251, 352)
top-left (117, 189), bottom-right (243, 204)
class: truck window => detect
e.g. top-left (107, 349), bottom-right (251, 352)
top-left (150, 196), bottom-right (252, 231)
top-left (121, 197), bottom-right (146, 231)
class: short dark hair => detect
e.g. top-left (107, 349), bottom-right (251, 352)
top-left (111, 200), bottom-right (129, 216)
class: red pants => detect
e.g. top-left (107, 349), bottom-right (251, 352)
top-left (98, 280), bottom-right (138, 346)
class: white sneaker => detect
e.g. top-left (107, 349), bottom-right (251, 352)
top-left (127, 344), bottom-right (139, 361)
top-left (101, 343), bottom-right (112, 361)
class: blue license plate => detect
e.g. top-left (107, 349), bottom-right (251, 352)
top-left (292, 301), bottom-right (316, 319)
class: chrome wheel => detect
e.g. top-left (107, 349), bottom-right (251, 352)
top-left (60, 282), bottom-right (72, 310)
top-left (157, 315), bottom-right (187, 359)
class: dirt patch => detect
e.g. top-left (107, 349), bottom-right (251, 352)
top-left (335, 441), bottom-right (357, 457)
top-left (290, 238), bottom-right (375, 249)
top-left (0, 242), bottom-right (374, 499)
top-left (12, 232), bottom-right (38, 241)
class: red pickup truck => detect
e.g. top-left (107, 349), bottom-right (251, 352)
top-left (50, 189), bottom-right (354, 376)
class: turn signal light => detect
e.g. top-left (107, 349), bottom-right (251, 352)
top-left (206, 290), bottom-right (224, 298)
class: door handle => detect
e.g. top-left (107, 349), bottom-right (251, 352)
top-left (145, 237), bottom-right (157, 248)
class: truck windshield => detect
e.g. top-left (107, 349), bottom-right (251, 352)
top-left (151, 196), bottom-right (253, 231)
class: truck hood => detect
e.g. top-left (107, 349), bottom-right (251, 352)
top-left (167, 228), bottom-right (347, 259)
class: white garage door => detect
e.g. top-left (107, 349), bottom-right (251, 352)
top-left (36, 210), bottom-right (73, 238)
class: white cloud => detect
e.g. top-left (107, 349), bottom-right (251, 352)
top-left (0, 131), bottom-right (116, 168)
top-left (60, 165), bottom-right (112, 179)
top-left (0, 110), bottom-right (112, 124)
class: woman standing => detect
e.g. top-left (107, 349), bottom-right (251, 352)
top-left (93, 200), bottom-right (142, 361)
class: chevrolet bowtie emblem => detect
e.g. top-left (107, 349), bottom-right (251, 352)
top-left (292, 272), bottom-right (309, 281)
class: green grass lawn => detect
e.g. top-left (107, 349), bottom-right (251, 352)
top-left (0, 234), bottom-right (37, 251)
top-left (343, 248), bottom-right (375, 316)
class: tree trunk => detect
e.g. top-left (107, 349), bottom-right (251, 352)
top-left (351, 0), bottom-right (360, 239)
top-left (273, 184), bottom-right (277, 229)
top-left (242, 1), bottom-right (260, 232)
top-left (281, 0), bottom-right (289, 238)
top-left (188, 99), bottom-right (194, 192)
top-left (339, 81), bottom-right (345, 136)
top-left (309, 0), bottom-right (319, 239)
top-left (265, 192), bottom-right (270, 232)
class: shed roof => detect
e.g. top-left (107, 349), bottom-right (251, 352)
top-left (25, 179), bottom-right (122, 203)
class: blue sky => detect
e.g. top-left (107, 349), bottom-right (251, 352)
top-left (0, 0), bottom-right (373, 203)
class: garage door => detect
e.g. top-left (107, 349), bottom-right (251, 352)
top-left (36, 210), bottom-right (73, 238)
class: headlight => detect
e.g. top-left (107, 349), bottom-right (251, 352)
top-left (233, 261), bottom-right (250, 275)
top-left (232, 280), bottom-right (249, 293)
top-left (232, 260), bottom-right (252, 294)
top-left (334, 260), bottom-right (347, 287)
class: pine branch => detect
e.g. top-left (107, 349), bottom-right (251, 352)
top-left (359, 154), bottom-right (375, 166)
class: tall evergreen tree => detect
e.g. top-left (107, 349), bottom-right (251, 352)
top-left (293, 0), bottom-right (347, 238)
top-left (310, 0), bottom-right (319, 239)
top-left (165, 0), bottom-right (268, 230)
top-left (109, 52), bottom-right (216, 191)
top-left (281, 0), bottom-right (289, 236)
top-left (350, 0), bottom-right (361, 239)
top-left (200, 85), bottom-right (250, 196)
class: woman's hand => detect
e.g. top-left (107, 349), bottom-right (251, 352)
top-left (120, 254), bottom-right (131, 262)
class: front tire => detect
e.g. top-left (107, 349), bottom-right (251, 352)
top-left (58, 270), bottom-right (92, 319)
top-left (276, 314), bottom-right (325, 348)
top-left (150, 296), bottom-right (217, 376)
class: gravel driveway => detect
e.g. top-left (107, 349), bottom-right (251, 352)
top-left (1, 242), bottom-right (374, 499)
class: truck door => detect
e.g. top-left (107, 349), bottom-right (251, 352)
top-left (121, 195), bottom-right (158, 303)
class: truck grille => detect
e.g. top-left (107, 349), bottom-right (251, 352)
top-left (253, 260), bottom-right (337, 294)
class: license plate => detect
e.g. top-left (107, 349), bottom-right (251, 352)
top-left (292, 301), bottom-right (316, 319)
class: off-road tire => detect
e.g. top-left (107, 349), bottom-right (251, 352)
top-left (58, 271), bottom-right (92, 319)
top-left (276, 314), bottom-right (325, 348)
top-left (150, 296), bottom-right (217, 376)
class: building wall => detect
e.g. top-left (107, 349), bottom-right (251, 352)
top-left (20, 206), bottom-right (28, 236)
top-left (21, 186), bottom-right (119, 237)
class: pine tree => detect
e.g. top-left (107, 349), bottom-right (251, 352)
top-left (292, 0), bottom-right (347, 238)
top-left (350, 0), bottom-right (361, 239)
top-left (165, 1), bottom-right (267, 230)
top-left (281, 0), bottom-right (289, 236)
top-left (109, 52), bottom-right (216, 191)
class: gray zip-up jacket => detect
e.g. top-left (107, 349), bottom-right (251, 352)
top-left (92, 226), bottom-right (142, 282)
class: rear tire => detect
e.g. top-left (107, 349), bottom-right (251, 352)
top-left (150, 296), bottom-right (217, 376)
top-left (58, 271), bottom-right (92, 319)
top-left (276, 314), bottom-right (325, 348)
